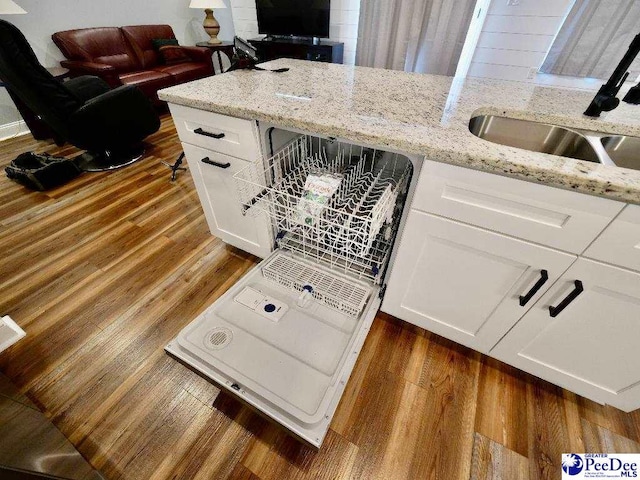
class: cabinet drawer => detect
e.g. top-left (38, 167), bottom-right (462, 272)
top-left (584, 204), bottom-right (640, 271)
top-left (412, 160), bottom-right (624, 253)
top-left (182, 142), bottom-right (272, 258)
top-left (170, 104), bottom-right (260, 160)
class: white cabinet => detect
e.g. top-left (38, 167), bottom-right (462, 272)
top-left (168, 103), bottom-right (272, 258)
top-left (383, 160), bottom-right (640, 411)
top-left (584, 204), bottom-right (640, 272)
top-left (182, 142), bottom-right (272, 258)
top-left (382, 210), bottom-right (576, 353)
top-left (491, 258), bottom-right (640, 412)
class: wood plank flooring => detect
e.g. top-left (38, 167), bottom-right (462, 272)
top-left (1, 115), bottom-right (639, 480)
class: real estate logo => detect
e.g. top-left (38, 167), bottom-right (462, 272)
top-left (563, 454), bottom-right (584, 476)
top-left (562, 453), bottom-right (639, 479)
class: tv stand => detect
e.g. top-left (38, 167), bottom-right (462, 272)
top-left (248, 37), bottom-right (344, 64)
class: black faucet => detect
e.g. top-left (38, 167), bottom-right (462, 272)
top-left (584, 33), bottom-right (640, 117)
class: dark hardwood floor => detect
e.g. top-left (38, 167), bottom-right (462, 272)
top-left (0, 114), bottom-right (639, 480)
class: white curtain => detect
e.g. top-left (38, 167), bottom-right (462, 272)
top-left (541, 0), bottom-right (640, 80)
top-left (355, 0), bottom-right (477, 75)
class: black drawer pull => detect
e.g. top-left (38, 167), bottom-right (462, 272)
top-left (549, 280), bottom-right (584, 318)
top-left (519, 269), bottom-right (549, 307)
top-left (201, 157), bottom-right (230, 169)
top-left (194, 127), bottom-right (225, 139)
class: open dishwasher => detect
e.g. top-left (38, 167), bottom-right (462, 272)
top-left (166, 130), bottom-right (416, 448)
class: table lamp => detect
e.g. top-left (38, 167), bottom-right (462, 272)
top-left (189, 0), bottom-right (226, 45)
top-left (0, 0), bottom-right (26, 14)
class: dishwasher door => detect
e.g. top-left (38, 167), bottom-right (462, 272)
top-left (165, 249), bottom-right (380, 448)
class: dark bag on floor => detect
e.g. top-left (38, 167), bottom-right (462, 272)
top-left (5, 152), bottom-right (81, 191)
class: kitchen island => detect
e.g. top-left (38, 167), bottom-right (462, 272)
top-left (159, 59), bottom-right (640, 446)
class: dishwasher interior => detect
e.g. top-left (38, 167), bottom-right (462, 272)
top-left (166, 127), bottom-right (418, 448)
top-left (240, 130), bottom-right (414, 285)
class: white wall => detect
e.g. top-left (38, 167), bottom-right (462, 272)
top-left (454, 0), bottom-right (491, 78)
top-left (230, 0), bottom-right (361, 65)
top-left (0, 0), bottom-right (235, 138)
top-left (467, 0), bottom-right (574, 82)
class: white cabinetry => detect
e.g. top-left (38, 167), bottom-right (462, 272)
top-left (585, 204), bottom-right (640, 272)
top-left (169, 104), bottom-right (272, 258)
top-left (384, 158), bottom-right (639, 411)
top-left (412, 161), bottom-right (624, 253)
top-left (382, 211), bottom-right (575, 353)
top-left (491, 258), bottom-right (640, 412)
top-left (170, 104), bottom-right (261, 159)
top-left (181, 143), bottom-right (272, 258)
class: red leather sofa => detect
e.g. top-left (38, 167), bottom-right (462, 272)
top-left (52, 25), bottom-right (214, 104)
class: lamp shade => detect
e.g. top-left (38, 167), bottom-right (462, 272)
top-left (0, 0), bottom-right (26, 14)
top-left (189, 0), bottom-right (226, 8)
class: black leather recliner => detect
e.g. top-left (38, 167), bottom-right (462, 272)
top-left (0, 20), bottom-right (160, 171)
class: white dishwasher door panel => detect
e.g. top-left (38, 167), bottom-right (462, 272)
top-left (166, 250), bottom-right (380, 448)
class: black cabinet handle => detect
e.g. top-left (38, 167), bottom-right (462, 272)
top-left (194, 127), bottom-right (225, 139)
top-left (519, 269), bottom-right (549, 307)
top-left (549, 280), bottom-right (584, 318)
top-left (201, 157), bottom-right (230, 169)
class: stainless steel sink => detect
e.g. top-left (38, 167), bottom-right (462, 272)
top-left (469, 114), bottom-right (640, 171)
top-left (601, 136), bottom-right (640, 170)
top-left (469, 115), bottom-right (601, 163)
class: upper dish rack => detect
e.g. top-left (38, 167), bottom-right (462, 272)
top-left (234, 134), bottom-right (412, 281)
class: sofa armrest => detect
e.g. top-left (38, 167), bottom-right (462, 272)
top-left (68, 85), bottom-right (160, 151)
top-left (178, 46), bottom-right (215, 69)
top-left (60, 60), bottom-right (121, 87)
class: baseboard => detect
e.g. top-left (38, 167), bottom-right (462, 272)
top-left (0, 120), bottom-right (29, 141)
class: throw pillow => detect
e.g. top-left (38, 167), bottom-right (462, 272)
top-left (151, 38), bottom-right (179, 50)
top-left (152, 38), bottom-right (180, 64)
top-left (158, 45), bottom-right (190, 65)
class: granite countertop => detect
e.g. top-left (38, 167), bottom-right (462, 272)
top-left (158, 58), bottom-right (640, 204)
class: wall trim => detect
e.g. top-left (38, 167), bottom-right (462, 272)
top-left (0, 120), bottom-right (30, 142)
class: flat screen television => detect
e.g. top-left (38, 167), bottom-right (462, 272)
top-left (256, 0), bottom-right (331, 38)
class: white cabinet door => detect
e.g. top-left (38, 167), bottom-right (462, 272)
top-left (584, 204), bottom-right (640, 272)
top-left (382, 211), bottom-right (576, 353)
top-left (491, 258), bottom-right (640, 412)
top-left (183, 142), bottom-right (272, 258)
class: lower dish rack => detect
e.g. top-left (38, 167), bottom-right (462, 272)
top-left (234, 134), bottom-right (412, 283)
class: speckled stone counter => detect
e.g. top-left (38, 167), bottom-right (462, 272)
top-left (159, 58), bottom-right (640, 204)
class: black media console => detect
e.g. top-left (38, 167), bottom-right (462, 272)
top-left (248, 37), bottom-right (344, 64)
